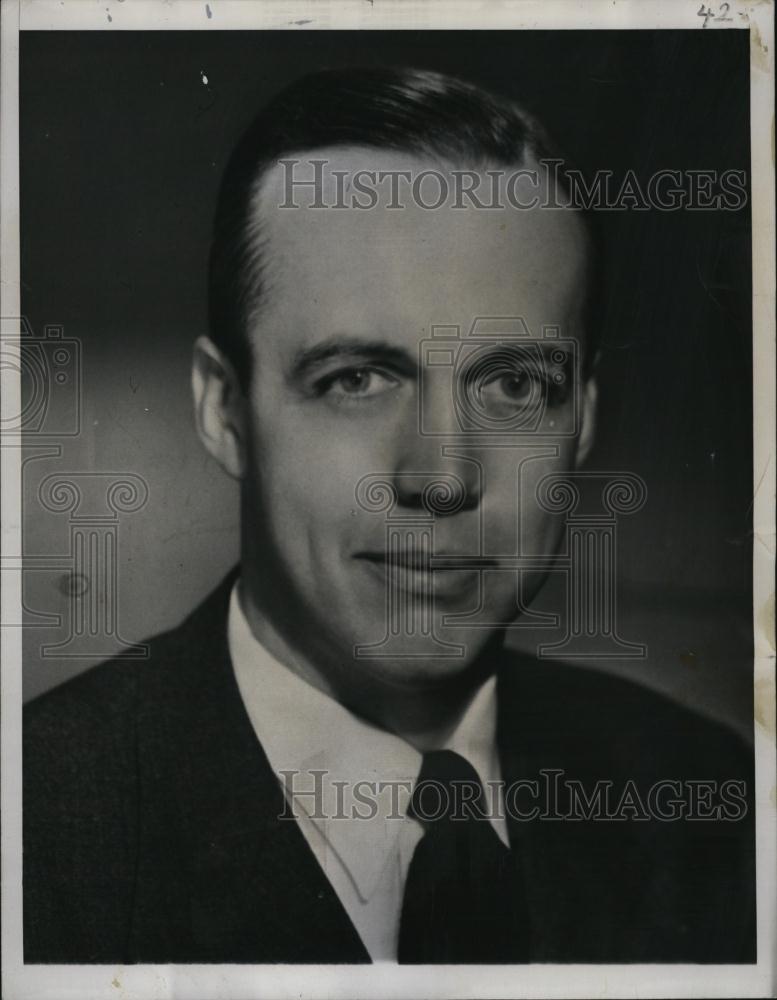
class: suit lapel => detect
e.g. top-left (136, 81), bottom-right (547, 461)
top-left (496, 650), bottom-right (616, 961)
top-left (135, 573), bottom-right (370, 963)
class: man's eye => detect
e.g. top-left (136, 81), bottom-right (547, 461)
top-left (474, 364), bottom-right (570, 412)
top-left (319, 367), bottom-right (400, 401)
top-left (481, 372), bottom-right (531, 403)
top-left (477, 369), bottom-right (534, 407)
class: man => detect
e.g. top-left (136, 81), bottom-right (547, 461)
top-left (24, 67), bottom-right (754, 964)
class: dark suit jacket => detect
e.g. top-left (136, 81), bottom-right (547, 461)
top-left (24, 573), bottom-right (756, 963)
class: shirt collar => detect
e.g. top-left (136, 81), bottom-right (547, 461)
top-left (227, 581), bottom-right (503, 900)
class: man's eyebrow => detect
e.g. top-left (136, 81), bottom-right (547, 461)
top-left (288, 337), bottom-right (416, 381)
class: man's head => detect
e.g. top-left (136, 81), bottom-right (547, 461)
top-left (193, 67), bottom-right (598, 709)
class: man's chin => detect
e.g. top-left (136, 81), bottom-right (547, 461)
top-left (344, 626), bottom-right (502, 690)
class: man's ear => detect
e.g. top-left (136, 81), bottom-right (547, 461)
top-left (575, 375), bottom-right (598, 469)
top-left (191, 335), bottom-right (247, 480)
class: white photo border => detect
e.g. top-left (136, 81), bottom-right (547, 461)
top-left (2, 1), bottom-right (774, 998)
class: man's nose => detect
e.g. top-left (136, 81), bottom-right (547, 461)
top-left (390, 394), bottom-right (481, 515)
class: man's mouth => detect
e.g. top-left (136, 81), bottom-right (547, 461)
top-left (354, 551), bottom-right (497, 601)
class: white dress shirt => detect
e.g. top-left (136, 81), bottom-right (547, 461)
top-left (227, 582), bottom-right (508, 961)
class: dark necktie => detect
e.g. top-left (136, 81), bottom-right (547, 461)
top-left (397, 749), bottom-right (530, 963)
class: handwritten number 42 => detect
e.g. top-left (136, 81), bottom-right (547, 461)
top-left (698, 3), bottom-right (733, 27)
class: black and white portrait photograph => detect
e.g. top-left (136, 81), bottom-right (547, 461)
top-left (1, 1), bottom-right (774, 998)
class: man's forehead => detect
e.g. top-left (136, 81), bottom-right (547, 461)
top-left (248, 145), bottom-right (588, 352)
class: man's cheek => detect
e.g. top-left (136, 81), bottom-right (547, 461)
top-left (262, 454), bottom-right (366, 529)
top-left (292, 435), bottom-right (386, 499)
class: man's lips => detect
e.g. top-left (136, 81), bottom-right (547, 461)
top-left (354, 551), bottom-right (497, 601)
top-left (355, 552), bottom-right (498, 570)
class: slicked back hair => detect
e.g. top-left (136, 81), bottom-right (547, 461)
top-left (208, 66), bottom-right (601, 388)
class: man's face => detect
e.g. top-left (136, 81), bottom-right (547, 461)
top-left (233, 147), bottom-right (592, 689)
